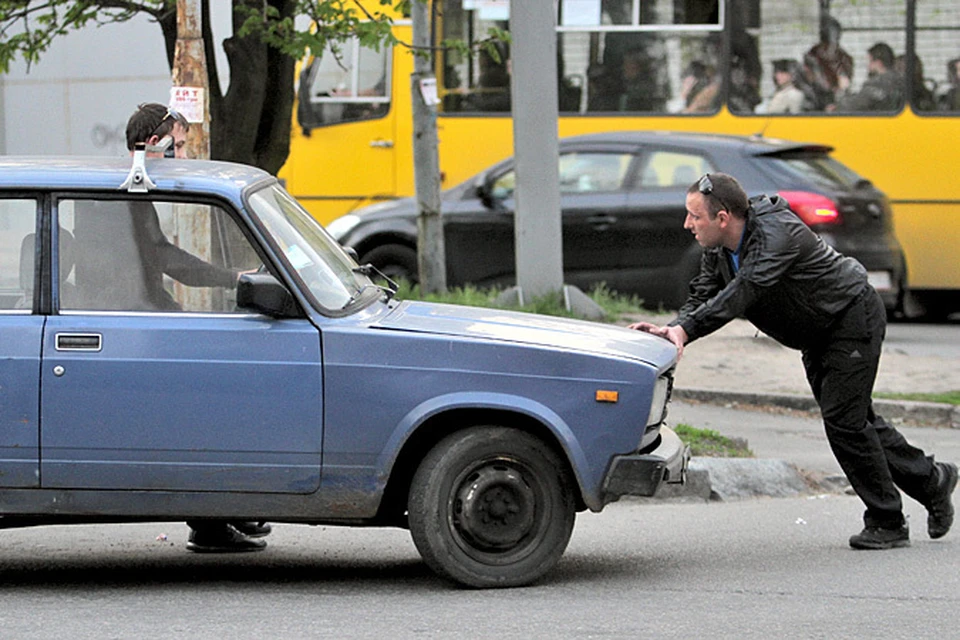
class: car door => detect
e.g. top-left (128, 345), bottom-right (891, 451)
top-left (442, 150), bottom-right (633, 288)
top-left (617, 148), bottom-right (716, 302)
top-left (39, 195), bottom-right (324, 494)
top-left (555, 150), bottom-right (633, 286)
top-left (0, 197), bottom-right (42, 488)
top-left (442, 168), bottom-right (517, 286)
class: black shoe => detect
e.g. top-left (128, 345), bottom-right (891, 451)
top-left (928, 461), bottom-right (958, 539)
top-left (232, 521), bottom-right (272, 538)
top-left (849, 524), bottom-right (910, 550)
top-left (186, 524), bottom-right (267, 554)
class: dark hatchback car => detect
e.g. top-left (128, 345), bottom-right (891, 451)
top-left (329, 131), bottom-right (905, 312)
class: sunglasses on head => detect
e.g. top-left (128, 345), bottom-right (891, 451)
top-left (149, 106), bottom-right (183, 138)
top-left (698, 173), bottom-right (714, 195)
top-left (697, 173), bottom-right (731, 214)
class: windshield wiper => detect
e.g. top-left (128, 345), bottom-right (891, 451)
top-left (352, 263), bottom-right (399, 299)
top-left (342, 283), bottom-right (389, 309)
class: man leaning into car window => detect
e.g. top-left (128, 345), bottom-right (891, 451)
top-left (122, 102), bottom-right (273, 553)
top-left (629, 172), bottom-right (957, 551)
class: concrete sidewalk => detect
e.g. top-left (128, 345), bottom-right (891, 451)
top-left (618, 313), bottom-right (960, 501)
top-left (622, 312), bottom-right (960, 428)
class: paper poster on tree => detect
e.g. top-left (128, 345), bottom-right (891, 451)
top-left (170, 87), bottom-right (205, 123)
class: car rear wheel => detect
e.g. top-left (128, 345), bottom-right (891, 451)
top-left (360, 243), bottom-right (418, 284)
top-left (408, 426), bottom-right (576, 588)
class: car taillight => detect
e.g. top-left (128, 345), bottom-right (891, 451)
top-left (778, 191), bottom-right (840, 226)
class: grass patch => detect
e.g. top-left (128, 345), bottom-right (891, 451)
top-left (874, 391), bottom-right (960, 406)
top-left (673, 423), bottom-right (753, 458)
top-left (394, 280), bottom-right (651, 322)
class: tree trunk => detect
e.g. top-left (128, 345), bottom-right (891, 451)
top-left (160, 0), bottom-right (295, 174)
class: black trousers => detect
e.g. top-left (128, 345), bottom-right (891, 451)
top-left (801, 287), bottom-right (938, 529)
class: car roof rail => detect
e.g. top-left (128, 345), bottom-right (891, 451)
top-left (119, 141), bottom-right (158, 193)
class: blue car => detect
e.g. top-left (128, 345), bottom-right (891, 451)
top-left (0, 154), bottom-right (687, 587)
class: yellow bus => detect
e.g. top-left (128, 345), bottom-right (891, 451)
top-left (279, 0), bottom-right (960, 316)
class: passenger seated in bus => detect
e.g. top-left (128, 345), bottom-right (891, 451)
top-left (805, 16), bottom-right (853, 102)
top-left (765, 59), bottom-right (805, 114)
top-left (680, 61), bottom-right (720, 113)
top-left (795, 53), bottom-right (835, 111)
top-left (832, 42), bottom-right (904, 112)
top-left (937, 58), bottom-right (960, 111)
top-left (586, 48), bottom-right (663, 113)
top-left (896, 54), bottom-right (935, 111)
top-left (464, 42), bottom-right (511, 112)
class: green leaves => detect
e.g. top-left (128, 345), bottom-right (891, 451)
top-left (0, 0), bottom-right (172, 73)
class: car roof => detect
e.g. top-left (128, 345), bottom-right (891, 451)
top-left (560, 130), bottom-right (834, 156)
top-left (0, 156), bottom-right (276, 200)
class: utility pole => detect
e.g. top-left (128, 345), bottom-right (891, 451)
top-left (173, 0), bottom-right (210, 159)
top-left (411, 0), bottom-right (446, 294)
top-left (503, 0), bottom-right (603, 318)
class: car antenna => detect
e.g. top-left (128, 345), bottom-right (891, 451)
top-left (752, 121), bottom-right (771, 139)
top-left (119, 141), bottom-right (157, 193)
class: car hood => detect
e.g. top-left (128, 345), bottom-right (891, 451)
top-left (372, 300), bottom-right (677, 368)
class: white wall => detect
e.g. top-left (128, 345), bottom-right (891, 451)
top-left (1, 7), bottom-right (231, 157)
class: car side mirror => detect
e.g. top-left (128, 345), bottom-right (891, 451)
top-left (477, 181), bottom-right (504, 209)
top-left (237, 273), bottom-right (302, 318)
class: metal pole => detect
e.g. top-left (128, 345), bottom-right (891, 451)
top-left (509, 0), bottom-right (564, 299)
top-left (411, 0), bottom-right (446, 294)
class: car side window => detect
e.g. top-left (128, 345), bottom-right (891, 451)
top-left (0, 199), bottom-right (38, 311)
top-left (558, 152), bottom-right (633, 193)
top-left (636, 151), bottom-right (715, 189)
top-left (490, 152), bottom-right (633, 199)
top-left (58, 198), bottom-right (261, 313)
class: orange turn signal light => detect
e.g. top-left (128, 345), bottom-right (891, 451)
top-left (595, 390), bottom-right (619, 403)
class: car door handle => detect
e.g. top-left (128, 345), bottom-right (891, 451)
top-left (587, 214), bottom-right (617, 230)
top-left (56, 333), bottom-right (102, 351)
top-left (370, 139), bottom-right (394, 149)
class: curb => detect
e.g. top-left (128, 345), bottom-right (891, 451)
top-left (673, 388), bottom-right (959, 429)
top-left (631, 457), bottom-right (848, 503)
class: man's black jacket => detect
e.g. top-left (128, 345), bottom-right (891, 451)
top-left (672, 194), bottom-right (868, 350)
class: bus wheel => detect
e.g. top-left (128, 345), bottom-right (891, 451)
top-left (360, 243), bottom-right (418, 284)
top-left (407, 426), bottom-right (576, 588)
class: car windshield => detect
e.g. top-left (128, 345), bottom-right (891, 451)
top-left (247, 184), bottom-right (379, 312)
top-left (769, 154), bottom-right (865, 191)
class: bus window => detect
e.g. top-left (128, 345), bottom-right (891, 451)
top-left (296, 37), bottom-right (391, 132)
top-left (915, 0), bottom-right (960, 112)
top-left (438, 0), bottom-right (728, 115)
top-left (738, 0), bottom-right (910, 115)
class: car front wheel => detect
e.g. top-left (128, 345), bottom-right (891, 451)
top-left (408, 426), bottom-right (576, 588)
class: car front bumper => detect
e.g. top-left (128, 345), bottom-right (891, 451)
top-left (601, 426), bottom-right (691, 505)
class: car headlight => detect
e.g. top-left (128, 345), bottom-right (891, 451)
top-left (646, 374), bottom-right (672, 427)
top-left (325, 214), bottom-right (360, 240)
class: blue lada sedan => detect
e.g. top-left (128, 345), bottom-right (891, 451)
top-left (0, 154), bottom-right (687, 588)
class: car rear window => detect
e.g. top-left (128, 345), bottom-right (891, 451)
top-left (766, 154), bottom-right (865, 191)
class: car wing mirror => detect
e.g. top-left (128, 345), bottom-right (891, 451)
top-left (237, 273), bottom-right (302, 318)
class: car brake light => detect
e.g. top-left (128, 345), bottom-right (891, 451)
top-left (778, 191), bottom-right (840, 226)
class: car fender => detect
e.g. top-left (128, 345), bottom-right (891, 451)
top-left (375, 390), bottom-right (595, 506)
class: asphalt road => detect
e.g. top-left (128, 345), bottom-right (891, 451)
top-left (1, 494), bottom-right (958, 639)
top-left (885, 320), bottom-right (960, 359)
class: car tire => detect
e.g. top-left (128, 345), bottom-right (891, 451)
top-left (360, 243), bottom-right (418, 284)
top-left (407, 426), bottom-right (576, 588)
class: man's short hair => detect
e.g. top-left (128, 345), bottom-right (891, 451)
top-left (125, 103), bottom-right (189, 151)
top-left (868, 43), bottom-right (895, 70)
top-left (687, 172), bottom-right (749, 219)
